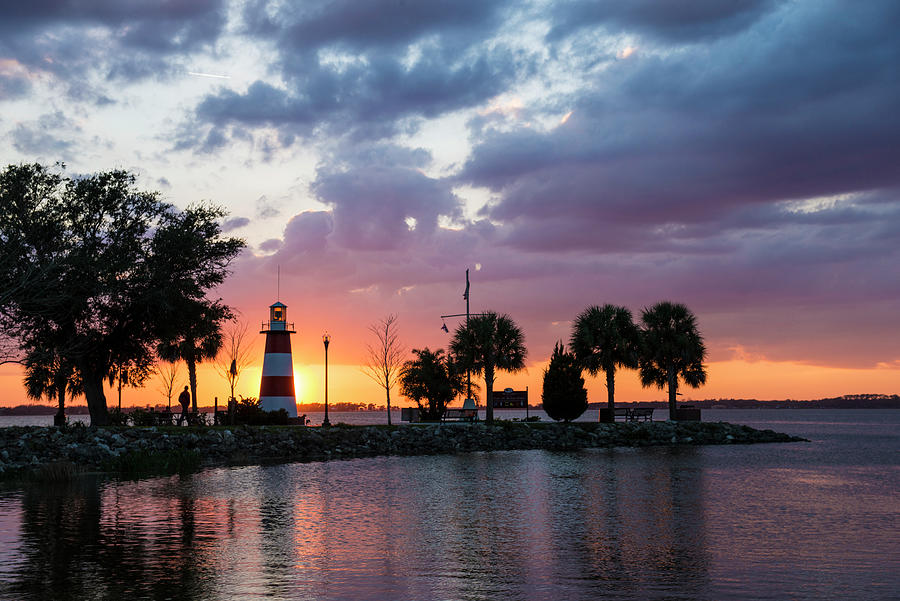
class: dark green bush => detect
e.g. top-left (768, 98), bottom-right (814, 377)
top-left (106, 409), bottom-right (129, 426)
top-left (232, 397), bottom-right (290, 425)
top-left (129, 408), bottom-right (157, 426)
top-left (542, 342), bottom-right (588, 422)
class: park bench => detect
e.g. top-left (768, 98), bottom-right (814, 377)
top-left (612, 407), bottom-right (654, 422)
top-left (442, 408), bottom-right (477, 422)
top-left (629, 408), bottom-right (654, 422)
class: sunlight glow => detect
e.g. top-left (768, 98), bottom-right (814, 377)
top-left (293, 369), bottom-right (303, 401)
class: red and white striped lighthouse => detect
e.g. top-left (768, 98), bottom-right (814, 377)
top-left (259, 301), bottom-right (298, 417)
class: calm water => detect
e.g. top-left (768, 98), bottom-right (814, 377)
top-left (0, 410), bottom-right (897, 600)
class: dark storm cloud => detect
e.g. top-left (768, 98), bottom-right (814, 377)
top-left (462, 0), bottom-right (900, 253)
top-left (245, 0), bottom-right (501, 52)
top-left (0, 0), bottom-right (226, 101)
top-left (0, 0), bottom-right (224, 50)
top-left (547, 0), bottom-right (774, 42)
top-left (187, 0), bottom-right (529, 145)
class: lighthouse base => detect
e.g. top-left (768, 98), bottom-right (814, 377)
top-left (260, 396), bottom-right (298, 417)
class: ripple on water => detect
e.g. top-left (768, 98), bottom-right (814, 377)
top-left (0, 410), bottom-right (897, 601)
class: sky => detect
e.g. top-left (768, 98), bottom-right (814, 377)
top-left (1, 0), bottom-right (899, 408)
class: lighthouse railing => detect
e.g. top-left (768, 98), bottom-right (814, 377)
top-left (260, 321), bottom-right (296, 332)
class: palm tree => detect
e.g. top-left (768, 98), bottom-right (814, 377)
top-left (450, 311), bottom-right (527, 424)
top-left (24, 351), bottom-right (73, 427)
top-left (157, 300), bottom-right (228, 412)
top-left (107, 356), bottom-right (152, 411)
top-left (639, 301), bottom-right (707, 420)
top-left (570, 304), bottom-right (641, 420)
top-left (398, 347), bottom-right (466, 421)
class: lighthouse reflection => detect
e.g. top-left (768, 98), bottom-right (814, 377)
top-left (2, 450), bottom-right (710, 601)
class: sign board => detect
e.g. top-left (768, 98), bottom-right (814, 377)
top-left (492, 389), bottom-right (528, 409)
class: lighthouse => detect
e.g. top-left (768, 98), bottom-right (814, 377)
top-left (259, 301), bottom-right (298, 417)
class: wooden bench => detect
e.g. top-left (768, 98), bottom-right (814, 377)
top-left (612, 408), bottom-right (654, 422)
top-left (629, 408), bottom-right (654, 422)
top-left (441, 408), bottom-right (477, 422)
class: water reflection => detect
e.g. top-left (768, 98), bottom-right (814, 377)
top-left (0, 451), bottom-right (711, 601)
top-left (1, 430), bottom-right (894, 601)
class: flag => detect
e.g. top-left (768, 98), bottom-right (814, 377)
top-left (463, 268), bottom-right (469, 301)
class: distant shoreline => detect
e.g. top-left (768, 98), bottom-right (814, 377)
top-left (1, 394), bottom-right (898, 416)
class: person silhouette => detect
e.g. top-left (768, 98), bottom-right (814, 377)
top-left (177, 386), bottom-right (191, 425)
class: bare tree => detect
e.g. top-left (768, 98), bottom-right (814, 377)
top-left (154, 360), bottom-right (181, 412)
top-left (362, 314), bottom-right (406, 425)
top-left (217, 320), bottom-right (254, 404)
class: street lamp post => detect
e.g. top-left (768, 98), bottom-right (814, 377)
top-left (322, 332), bottom-right (331, 427)
top-left (441, 269), bottom-right (485, 412)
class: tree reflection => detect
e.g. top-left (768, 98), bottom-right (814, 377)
top-left (6, 475), bottom-right (220, 601)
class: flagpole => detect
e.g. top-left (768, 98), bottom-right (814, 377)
top-left (465, 268), bottom-right (471, 401)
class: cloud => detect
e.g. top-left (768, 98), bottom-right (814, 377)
top-left (311, 144), bottom-right (463, 250)
top-left (258, 238), bottom-right (283, 253)
top-left (0, 0), bottom-right (227, 102)
top-left (183, 0), bottom-right (531, 147)
top-left (548, 0), bottom-right (775, 42)
top-left (255, 195), bottom-right (280, 219)
top-left (221, 216), bottom-right (250, 232)
top-left (10, 111), bottom-right (79, 157)
top-left (461, 0), bottom-right (900, 249)
top-left (0, 59), bottom-right (32, 100)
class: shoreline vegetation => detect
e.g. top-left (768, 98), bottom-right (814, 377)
top-left (1, 393), bottom-right (898, 416)
top-left (0, 421), bottom-right (806, 481)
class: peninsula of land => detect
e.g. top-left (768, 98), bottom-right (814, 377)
top-left (0, 421), bottom-right (805, 480)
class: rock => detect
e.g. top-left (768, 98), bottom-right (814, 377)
top-left (0, 419), bottom-right (805, 479)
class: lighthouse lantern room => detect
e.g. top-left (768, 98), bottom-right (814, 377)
top-left (259, 301), bottom-right (298, 417)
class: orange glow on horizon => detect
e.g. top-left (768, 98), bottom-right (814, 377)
top-left (1, 357), bottom-right (898, 409)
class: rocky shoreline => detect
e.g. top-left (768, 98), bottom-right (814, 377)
top-left (0, 421), bottom-right (806, 479)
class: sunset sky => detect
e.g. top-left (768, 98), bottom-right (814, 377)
top-left (1, 0), bottom-right (898, 408)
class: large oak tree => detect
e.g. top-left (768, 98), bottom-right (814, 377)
top-left (0, 163), bottom-right (244, 425)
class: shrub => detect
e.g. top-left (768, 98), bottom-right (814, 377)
top-left (542, 342), bottom-right (588, 422)
top-left (232, 396), bottom-right (290, 425)
top-left (129, 408), bottom-right (157, 426)
top-left (106, 409), bottom-right (129, 426)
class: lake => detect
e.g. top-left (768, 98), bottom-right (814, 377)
top-left (0, 410), bottom-right (897, 600)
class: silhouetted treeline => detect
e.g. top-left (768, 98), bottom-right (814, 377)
top-left (296, 402), bottom-right (394, 412)
top-left (603, 394), bottom-right (900, 409)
